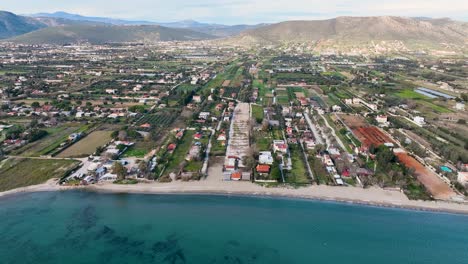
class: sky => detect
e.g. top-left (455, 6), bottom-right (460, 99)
top-left (1, 0), bottom-right (467, 24)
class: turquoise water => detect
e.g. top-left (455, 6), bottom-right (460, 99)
top-left (1, 191), bottom-right (468, 264)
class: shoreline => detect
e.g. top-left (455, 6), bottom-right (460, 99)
top-left (1, 179), bottom-right (468, 215)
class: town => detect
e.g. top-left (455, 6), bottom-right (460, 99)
top-left (0, 41), bottom-right (467, 204)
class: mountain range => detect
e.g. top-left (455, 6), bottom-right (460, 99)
top-left (223, 16), bottom-right (468, 51)
top-left (28, 12), bottom-right (264, 37)
top-left (1, 10), bottom-right (467, 52)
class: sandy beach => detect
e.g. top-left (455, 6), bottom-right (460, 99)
top-left (2, 178), bottom-right (468, 214)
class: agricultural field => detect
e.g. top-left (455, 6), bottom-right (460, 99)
top-left (136, 112), bottom-right (177, 130)
top-left (57, 130), bottom-right (112, 158)
top-left (11, 123), bottom-right (89, 157)
top-left (0, 158), bottom-right (80, 192)
top-left (395, 89), bottom-right (430, 99)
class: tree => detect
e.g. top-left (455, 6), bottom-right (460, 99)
top-left (118, 130), bottom-right (128, 141)
top-left (31, 101), bottom-right (40, 108)
top-left (138, 160), bottom-right (149, 179)
top-left (242, 156), bottom-right (256, 170)
top-left (112, 162), bottom-right (127, 180)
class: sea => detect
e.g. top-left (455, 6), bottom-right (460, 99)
top-left (0, 191), bottom-right (467, 264)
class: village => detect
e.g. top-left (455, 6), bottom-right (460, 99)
top-left (0, 42), bottom-right (467, 204)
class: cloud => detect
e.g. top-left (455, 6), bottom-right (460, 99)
top-left (1, 0), bottom-right (467, 23)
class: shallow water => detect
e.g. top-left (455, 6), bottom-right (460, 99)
top-left (0, 191), bottom-right (467, 264)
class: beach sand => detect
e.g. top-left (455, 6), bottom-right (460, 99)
top-left (2, 178), bottom-right (468, 215)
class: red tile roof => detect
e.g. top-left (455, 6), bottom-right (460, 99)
top-left (231, 172), bottom-right (241, 179)
top-left (256, 165), bottom-right (270, 173)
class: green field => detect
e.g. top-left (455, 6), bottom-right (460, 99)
top-left (286, 145), bottom-right (310, 184)
top-left (395, 89), bottom-right (430, 99)
top-left (251, 105), bottom-right (264, 123)
top-left (165, 130), bottom-right (195, 175)
top-left (0, 158), bottom-right (80, 192)
top-left (12, 123), bottom-right (89, 157)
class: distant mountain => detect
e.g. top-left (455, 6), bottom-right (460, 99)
top-left (223, 16), bottom-right (468, 51)
top-left (0, 11), bottom-right (46, 39)
top-left (9, 24), bottom-right (216, 44)
top-left (30, 11), bottom-right (157, 25)
top-left (29, 12), bottom-right (265, 37)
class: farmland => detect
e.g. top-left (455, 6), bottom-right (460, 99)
top-left (0, 158), bottom-right (80, 192)
top-left (136, 112), bottom-right (178, 130)
top-left (57, 130), bottom-right (112, 158)
top-left (12, 123), bottom-right (90, 157)
top-left (352, 126), bottom-right (394, 148)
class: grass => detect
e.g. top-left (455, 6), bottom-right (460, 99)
top-left (57, 130), bottom-right (112, 158)
top-left (123, 147), bottom-right (148, 158)
top-left (165, 130), bottom-right (195, 174)
top-left (12, 123), bottom-right (86, 157)
top-left (395, 89), bottom-right (430, 99)
top-left (251, 105), bottom-right (264, 123)
top-left (185, 161), bottom-right (203, 172)
top-left (286, 145), bottom-right (310, 184)
top-left (0, 158), bottom-right (80, 192)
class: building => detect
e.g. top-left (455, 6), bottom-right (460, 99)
top-left (458, 172), bottom-right (468, 185)
top-left (256, 165), bottom-right (271, 174)
top-left (258, 151), bottom-right (274, 165)
top-left (414, 116), bottom-right (426, 126)
top-left (273, 140), bottom-right (288, 153)
top-left (455, 103), bottom-right (465, 111)
top-left (376, 115), bottom-right (388, 124)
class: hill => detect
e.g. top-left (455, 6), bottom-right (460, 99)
top-left (0, 11), bottom-right (46, 39)
top-left (9, 24), bottom-right (216, 44)
top-left (29, 12), bottom-right (265, 37)
top-left (223, 16), bottom-right (468, 52)
top-left (30, 11), bottom-right (157, 26)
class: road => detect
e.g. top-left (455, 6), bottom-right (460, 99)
top-left (320, 113), bottom-right (347, 151)
top-left (303, 112), bottom-right (325, 145)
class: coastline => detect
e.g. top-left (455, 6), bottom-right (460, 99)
top-left (1, 179), bottom-right (468, 215)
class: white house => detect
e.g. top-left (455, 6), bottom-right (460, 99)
top-left (258, 151), bottom-right (274, 165)
top-left (455, 103), bottom-right (465, 111)
top-left (414, 116), bottom-right (426, 126)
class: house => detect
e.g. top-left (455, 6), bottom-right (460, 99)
top-left (215, 104), bottom-right (224, 111)
top-left (258, 151), bottom-right (274, 165)
top-left (140, 123), bottom-right (151, 129)
top-left (186, 145), bottom-right (201, 161)
top-left (376, 115), bottom-right (388, 124)
top-left (273, 140), bottom-right (288, 153)
top-left (194, 132), bottom-right (203, 140)
top-left (414, 116), bottom-right (425, 126)
top-left (458, 172), bottom-right (468, 185)
top-left (256, 165), bottom-right (270, 174)
top-left (286, 127), bottom-right (293, 136)
top-left (231, 171), bottom-right (242, 181)
top-left (167, 143), bottom-right (177, 151)
top-left (192, 95), bottom-right (202, 103)
top-left (455, 103), bottom-right (465, 111)
top-left (105, 89), bottom-right (117, 94)
top-left (175, 130), bottom-right (184, 139)
top-left (332, 105), bottom-right (342, 112)
top-left (68, 133), bottom-right (81, 142)
top-left (199, 112), bottom-right (210, 120)
top-left (99, 173), bottom-right (117, 182)
top-left (217, 133), bottom-right (227, 141)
